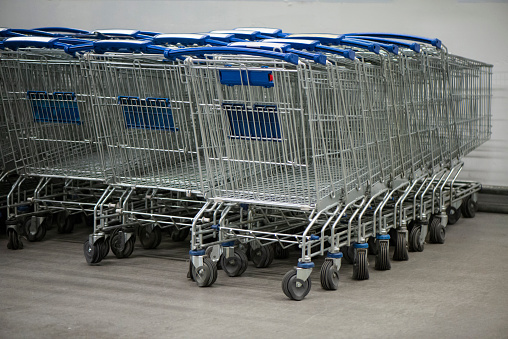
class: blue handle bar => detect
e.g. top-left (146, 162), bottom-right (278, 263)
top-left (314, 45), bottom-right (355, 60)
top-left (152, 33), bottom-right (209, 46)
top-left (228, 41), bottom-right (291, 52)
top-left (163, 47), bottom-right (299, 65)
top-left (32, 27), bottom-right (91, 35)
top-left (199, 33), bottom-right (236, 43)
top-left (346, 36), bottom-right (420, 53)
top-left (261, 38), bottom-right (320, 51)
top-left (2, 37), bottom-right (68, 50)
top-left (344, 33), bottom-right (441, 49)
top-left (234, 27), bottom-right (285, 38)
top-left (340, 38), bottom-right (380, 54)
top-left (288, 49), bottom-right (326, 65)
top-left (8, 29), bottom-right (63, 37)
top-left (209, 30), bottom-right (272, 40)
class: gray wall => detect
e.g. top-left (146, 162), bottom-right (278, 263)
top-left (1, 0), bottom-right (507, 185)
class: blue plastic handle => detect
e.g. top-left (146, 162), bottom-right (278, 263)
top-left (3, 37), bottom-right (63, 49)
top-left (340, 38), bottom-right (380, 54)
top-left (228, 41), bottom-right (291, 52)
top-left (199, 33), bottom-right (236, 43)
top-left (346, 36), bottom-right (420, 53)
top-left (234, 27), bottom-right (285, 38)
top-left (91, 39), bottom-right (152, 53)
top-left (9, 29), bottom-right (63, 37)
top-left (261, 38), bottom-right (319, 51)
top-left (163, 47), bottom-right (299, 65)
top-left (288, 49), bottom-right (326, 65)
top-left (32, 27), bottom-right (91, 35)
top-left (284, 34), bottom-right (343, 46)
top-left (344, 33), bottom-right (441, 49)
top-left (209, 30), bottom-right (272, 40)
top-left (315, 45), bottom-right (356, 60)
top-left (152, 33), bottom-right (210, 46)
top-left (0, 29), bottom-right (24, 38)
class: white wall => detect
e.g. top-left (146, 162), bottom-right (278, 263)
top-left (1, 0), bottom-right (507, 185)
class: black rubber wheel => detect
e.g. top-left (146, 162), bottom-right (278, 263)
top-left (273, 243), bottom-right (290, 259)
top-left (352, 248), bottom-right (369, 280)
top-left (434, 224), bottom-right (446, 244)
top-left (122, 236), bottom-right (135, 258)
top-left (367, 237), bottom-right (378, 255)
top-left (139, 226), bottom-right (162, 249)
top-left (25, 218), bottom-right (46, 242)
top-left (393, 231), bottom-right (409, 261)
top-left (99, 237), bottom-right (110, 260)
top-left (462, 196), bottom-right (477, 219)
top-left (110, 230), bottom-right (128, 259)
top-left (83, 239), bottom-right (102, 264)
top-left (408, 225), bottom-right (424, 252)
top-left (237, 249), bottom-right (248, 276)
top-left (446, 206), bottom-right (461, 225)
top-left (250, 245), bottom-right (274, 268)
top-left (341, 245), bottom-right (355, 265)
top-left (221, 248), bottom-right (247, 277)
top-left (7, 228), bottom-right (23, 250)
top-left (428, 216), bottom-right (441, 243)
top-left (193, 257), bottom-right (217, 287)
top-left (320, 260), bottom-right (339, 290)
top-left (171, 227), bottom-right (190, 242)
top-left (374, 240), bottom-right (391, 271)
top-left (282, 269), bottom-right (312, 301)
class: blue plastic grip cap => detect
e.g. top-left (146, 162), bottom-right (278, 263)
top-left (297, 261), bottom-right (315, 269)
top-left (211, 224), bottom-right (220, 230)
top-left (327, 252), bottom-right (343, 259)
top-left (189, 249), bottom-right (206, 256)
top-left (377, 234), bottom-right (390, 240)
top-left (152, 33), bottom-right (209, 46)
top-left (221, 241), bottom-right (235, 247)
top-left (353, 242), bottom-right (369, 249)
top-left (310, 234), bottom-right (320, 240)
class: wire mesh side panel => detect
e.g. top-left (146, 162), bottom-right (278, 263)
top-left (84, 54), bottom-right (205, 193)
top-left (189, 58), bottom-right (331, 209)
top-left (0, 49), bottom-right (108, 180)
top-left (446, 54), bottom-right (493, 157)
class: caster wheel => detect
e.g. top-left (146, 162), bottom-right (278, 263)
top-left (368, 237), bottom-right (378, 255)
top-left (171, 227), bottom-right (189, 242)
top-left (446, 206), bottom-right (461, 225)
top-left (320, 259), bottom-right (339, 290)
top-left (250, 245), bottom-right (275, 268)
top-left (24, 218), bottom-right (47, 242)
top-left (221, 248), bottom-right (248, 277)
top-left (352, 248), bottom-right (369, 280)
top-left (99, 237), bottom-right (110, 260)
top-left (408, 225), bottom-right (424, 252)
top-left (139, 226), bottom-right (162, 249)
top-left (192, 257), bottom-right (217, 287)
top-left (7, 228), bottom-right (23, 250)
top-left (83, 239), bottom-right (102, 264)
top-left (462, 196), bottom-right (477, 218)
top-left (393, 230), bottom-right (409, 261)
top-left (110, 230), bottom-right (135, 259)
top-left (282, 269), bottom-right (312, 301)
top-left (341, 245), bottom-right (355, 265)
top-left (433, 224), bottom-right (446, 244)
top-left (428, 216), bottom-right (442, 243)
top-left (273, 243), bottom-right (290, 259)
top-left (374, 239), bottom-right (391, 270)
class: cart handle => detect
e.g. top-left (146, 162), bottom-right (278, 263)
top-left (344, 33), bottom-right (441, 49)
top-left (315, 45), bottom-right (356, 60)
top-left (284, 34), bottom-right (380, 54)
top-left (209, 30), bottom-right (272, 40)
top-left (65, 39), bottom-right (167, 55)
top-left (229, 41), bottom-right (326, 64)
top-left (345, 36), bottom-right (420, 53)
top-left (260, 38), bottom-right (320, 51)
top-left (0, 37), bottom-right (86, 50)
top-left (3, 28), bottom-right (63, 37)
top-left (32, 27), bottom-right (91, 35)
top-left (234, 27), bottom-right (285, 37)
top-left (91, 29), bottom-right (154, 40)
top-left (152, 33), bottom-right (228, 46)
top-left (163, 46), bottom-right (299, 65)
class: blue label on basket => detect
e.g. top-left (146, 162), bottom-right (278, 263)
top-left (28, 91), bottom-right (81, 124)
top-left (219, 69), bottom-right (274, 88)
top-left (223, 103), bottom-right (281, 141)
top-left (118, 96), bottom-right (177, 131)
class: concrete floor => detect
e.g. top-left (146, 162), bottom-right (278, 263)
top-left (0, 213), bottom-right (507, 339)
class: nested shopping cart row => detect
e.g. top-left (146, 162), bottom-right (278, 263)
top-left (0, 27), bottom-right (492, 300)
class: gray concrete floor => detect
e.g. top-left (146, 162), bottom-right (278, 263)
top-left (0, 213), bottom-right (507, 339)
